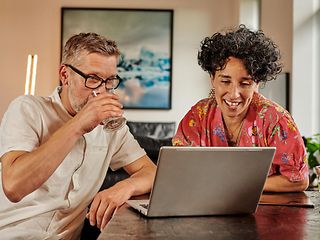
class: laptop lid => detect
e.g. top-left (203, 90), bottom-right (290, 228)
top-left (128, 146), bottom-right (275, 217)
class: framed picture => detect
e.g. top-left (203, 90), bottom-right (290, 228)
top-left (61, 8), bottom-right (173, 109)
top-left (259, 72), bottom-right (290, 111)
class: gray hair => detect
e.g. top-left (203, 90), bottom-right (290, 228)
top-left (61, 32), bottom-right (120, 65)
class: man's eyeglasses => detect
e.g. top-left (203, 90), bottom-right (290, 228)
top-left (65, 64), bottom-right (122, 90)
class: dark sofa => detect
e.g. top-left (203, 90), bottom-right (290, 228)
top-left (101, 121), bottom-right (175, 189)
top-left (81, 121), bottom-right (175, 239)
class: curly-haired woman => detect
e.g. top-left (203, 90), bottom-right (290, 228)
top-left (173, 25), bottom-right (309, 192)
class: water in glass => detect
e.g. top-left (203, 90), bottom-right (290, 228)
top-left (92, 90), bottom-right (126, 132)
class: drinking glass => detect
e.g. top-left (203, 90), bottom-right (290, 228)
top-left (92, 90), bottom-right (126, 132)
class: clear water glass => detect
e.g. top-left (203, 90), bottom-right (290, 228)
top-left (92, 90), bottom-right (126, 132)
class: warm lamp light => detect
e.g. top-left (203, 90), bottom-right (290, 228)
top-left (25, 54), bottom-right (38, 95)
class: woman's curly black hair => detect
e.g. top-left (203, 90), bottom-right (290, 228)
top-left (198, 25), bottom-right (282, 83)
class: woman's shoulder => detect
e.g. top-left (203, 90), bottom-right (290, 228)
top-left (252, 93), bottom-right (289, 115)
top-left (192, 97), bottom-right (217, 110)
top-left (252, 92), bottom-right (291, 118)
top-left (178, 98), bottom-right (217, 125)
top-left (188, 97), bottom-right (217, 116)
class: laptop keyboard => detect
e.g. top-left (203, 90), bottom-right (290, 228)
top-left (140, 203), bottom-right (149, 209)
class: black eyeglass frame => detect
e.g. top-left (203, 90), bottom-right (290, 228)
top-left (65, 64), bottom-right (123, 90)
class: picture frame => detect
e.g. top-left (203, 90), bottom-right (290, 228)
top-left (61, 8), bottom-right (174, 109)
top-left (259, 72), bottom-right (290, 111)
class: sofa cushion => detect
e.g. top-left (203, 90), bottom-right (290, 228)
top-left (127, 121), bottom-right (176, 139)
top-left (134, 135), bottom-right (172, 163)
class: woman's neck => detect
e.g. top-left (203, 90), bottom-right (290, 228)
top-left (222, 114), bottom-right (246, 146)
top-left (223, 114), bottom-right (245, 131)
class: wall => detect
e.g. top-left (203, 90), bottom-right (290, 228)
top-left (260, 0), bottom-right (293, 73)
top-left (260, 0), bottom-right (320, 137)
top-left (3, 0), bottom-right (309, 134)
top-left (0, 0), bottom-right (239, 126)
top-left (292, 0), bottom-right (320, 136)
top-left (0, 0), bottom-right (60, 119)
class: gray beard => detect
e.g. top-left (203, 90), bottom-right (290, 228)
top-left (69, 93), bottom-right (88, 113)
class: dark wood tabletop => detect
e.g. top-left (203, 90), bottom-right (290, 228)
top-left (98, 191), bottom-right (320, 240)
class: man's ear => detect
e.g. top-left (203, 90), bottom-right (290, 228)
top-left (59, 65), bottom-right (69, 86)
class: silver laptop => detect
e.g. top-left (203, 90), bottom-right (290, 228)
top-left (126, 146), bottom-right (275, 217)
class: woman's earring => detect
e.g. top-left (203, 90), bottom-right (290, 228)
top-left (209, 88), bottom-right (215, 99)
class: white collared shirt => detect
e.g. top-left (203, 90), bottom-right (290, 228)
top-left (0, 87), bottom-right (145, 239)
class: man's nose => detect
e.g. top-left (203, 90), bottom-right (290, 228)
top-left (95, 83), bottom-right (109, 94)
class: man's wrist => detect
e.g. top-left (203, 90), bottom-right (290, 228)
top-left (117, 178), bottom-right (136, 197)
top-left (66, 118), bottom-right (87, 137)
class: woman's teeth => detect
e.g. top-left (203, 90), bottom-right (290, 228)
top-left (225, 100), bottom-right (240, 106)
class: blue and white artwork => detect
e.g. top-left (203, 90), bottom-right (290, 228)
top-left (62, 9), bottom-right (173, 109)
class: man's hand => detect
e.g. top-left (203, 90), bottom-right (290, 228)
top-left (72, 91), bottom-right (123, 134)
top-left (87, 180), bottom-right (135, 230)
top-left (87, 155), bottom-right (156, 230)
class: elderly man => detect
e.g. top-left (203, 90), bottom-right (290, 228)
top-left (0, 32), bottom-right (156, 239)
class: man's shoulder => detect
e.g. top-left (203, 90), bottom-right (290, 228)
top-left (10, 95), bottom-right (52, 108)
top-left (4, 95), bottom-right (55, 122)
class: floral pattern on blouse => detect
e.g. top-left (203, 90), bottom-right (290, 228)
top-left (172, 92), bottom-right (308, 182)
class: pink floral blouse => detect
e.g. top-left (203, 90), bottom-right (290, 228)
top-left (173, 92), bottom-right (308, 182)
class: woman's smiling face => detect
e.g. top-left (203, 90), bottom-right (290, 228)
top-left (211, 57), bottom-right (258, 119)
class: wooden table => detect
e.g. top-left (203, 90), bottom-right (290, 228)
top-left (98, 191), bottom-right (320, 240)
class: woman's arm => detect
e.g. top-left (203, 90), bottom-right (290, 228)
top-left (264, 175), bottom-right (309, 192)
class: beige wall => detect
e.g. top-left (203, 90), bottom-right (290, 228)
top-left (1, 0), bottom-right (61, 117)
top-left (0, 0), bottom-right (293, 125)
top-left (260, 0), bottom-right (293, 73)
top-left (0, 0), bottom-right (239, 123)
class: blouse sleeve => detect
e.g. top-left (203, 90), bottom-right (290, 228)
top-left (172, 106), bottom-right (202, 146)
top-left (267, 114), bottom-right (309, 182)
